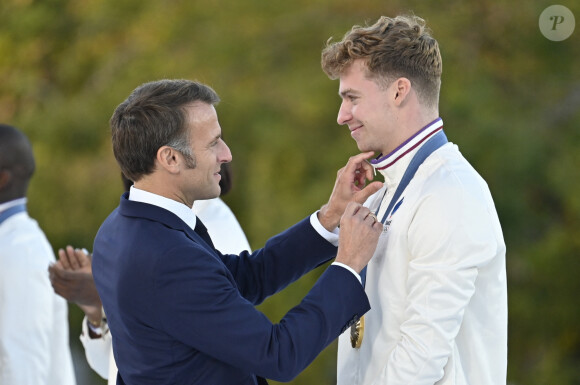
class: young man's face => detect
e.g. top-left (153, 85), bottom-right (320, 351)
top-left (181, 102), bottom-right (232, 202)
top-left (337, 60), bottom-right (399, 155)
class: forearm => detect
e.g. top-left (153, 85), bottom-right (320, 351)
top-left (257, 265), bottom-right (370, 381)
top-left (223, 216), bottom-right (337, 304)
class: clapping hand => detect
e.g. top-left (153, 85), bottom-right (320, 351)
top-left (49, 246), bottom-right (103, 324)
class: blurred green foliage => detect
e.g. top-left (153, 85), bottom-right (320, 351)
top-left (1, 0), bottom-right (579, 383)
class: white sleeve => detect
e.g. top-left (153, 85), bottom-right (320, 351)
top-left (0, 242), bottom-right (54, 384)
top-left (79, 316), bottom-right (112, 379)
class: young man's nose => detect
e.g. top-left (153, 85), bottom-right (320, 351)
top-left (337, 102), bottom-right (352, 125)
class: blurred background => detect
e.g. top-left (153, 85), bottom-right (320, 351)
top-left (1, 0), bottom-right (579, 383)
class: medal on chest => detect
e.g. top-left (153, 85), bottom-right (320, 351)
top-left (350, 314), bottom-right (365, 348)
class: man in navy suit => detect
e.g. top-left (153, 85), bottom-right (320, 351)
top-left (92, 79), bottom-right (383, 384)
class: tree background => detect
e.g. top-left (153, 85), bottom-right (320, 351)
top-left (1, 0), bottom-right (579, 383)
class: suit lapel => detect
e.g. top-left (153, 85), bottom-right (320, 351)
top-left (118, 194), bottom-right (218, 257)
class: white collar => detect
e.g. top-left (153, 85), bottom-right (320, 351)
top-left (370, 118), bottom-right (443, 187)
top-left (0, 198), bottom-right (27, 214)
top-left (128, 186), bottom-right (197, 231)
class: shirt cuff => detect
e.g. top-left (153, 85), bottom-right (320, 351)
top-left (310, 211), bottom-right (339, 246)
top-left (82, 314), bottom-right (109, 339)
top-left (331, 262), bottom-right (362, 285)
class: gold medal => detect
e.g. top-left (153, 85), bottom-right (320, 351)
top-left (350, 315), bottom-right (364, 348)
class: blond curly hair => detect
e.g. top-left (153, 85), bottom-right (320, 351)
top-left (321, 15), bottom-right (442, 109)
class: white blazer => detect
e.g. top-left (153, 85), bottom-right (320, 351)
top-left (0, 201), bottom-right (76, 385)
top-left (337, 124), bottom-right (507, 385)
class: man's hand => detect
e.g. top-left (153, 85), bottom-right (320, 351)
top-left (48, 246), bottom-right (103, 324)
top-left (335, 202), bottom-right (382, 273)
top-left (318, 152), bottom-right (383, 231)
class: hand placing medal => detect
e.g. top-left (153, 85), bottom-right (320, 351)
top-left (318, 152), bottom-right (383, 350)
top-left (336, 202), bottom-right (382, 349)
top-left (349, 211), bottom-right (377, 349)
top-left (317, 152), bottom-right (383, 232)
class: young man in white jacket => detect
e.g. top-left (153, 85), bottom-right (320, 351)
top-left (321, 15), bottom-right (507, 385)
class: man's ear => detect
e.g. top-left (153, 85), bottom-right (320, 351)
top-left (0, 169), bottom-right (12, 190)
top-left (393, 77), bottom-right (412, 106)
top-left (156, 146), bottom-right (180, 174)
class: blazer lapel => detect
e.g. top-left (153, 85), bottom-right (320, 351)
top-left (118, 193), bottom-right (218, 257)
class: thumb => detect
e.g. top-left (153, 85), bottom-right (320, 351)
top-left (353, 181), bottom-right (384, 204)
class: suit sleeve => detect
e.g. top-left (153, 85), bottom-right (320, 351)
top-left (154, 243), bottom-right (369, 382)
top-left (219, 217), bottom-right (338, 305)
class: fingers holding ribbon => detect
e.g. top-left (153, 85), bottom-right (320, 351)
top-left (318, 153), bottom-right (384, 231)
top-left (336, 203), bottom-right (382, 273)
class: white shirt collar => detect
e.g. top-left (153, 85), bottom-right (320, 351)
top-left (370, 118), bottom-right (443, 187)
top-left (128, 186), bottom-right (197, 231)
top-left (0, 198), bottom-right (27, 214)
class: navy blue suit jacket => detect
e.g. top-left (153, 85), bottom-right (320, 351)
top-left (92, 194), bottom-right (369, 384)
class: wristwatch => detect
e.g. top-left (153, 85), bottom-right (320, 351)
top-left (87, 310), bottom-right (108, 338)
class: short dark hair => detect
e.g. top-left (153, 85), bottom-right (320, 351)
top-left (110, 79), bottom-right (220, 182)
top-left (321, 15), bottom-right (442, 108)
top-left (0, 124), bottom-right (36, 202)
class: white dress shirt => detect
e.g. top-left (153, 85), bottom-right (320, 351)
top-left (336, 119), bottom-right (507, 385)
top-left (0, 199), bottom-right (76, 385)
